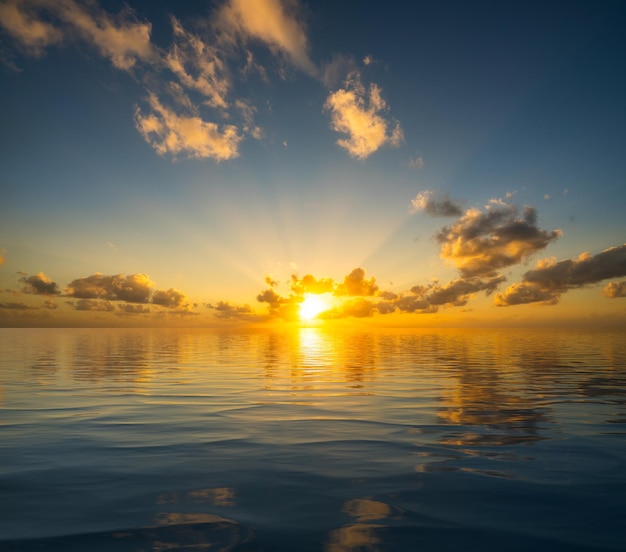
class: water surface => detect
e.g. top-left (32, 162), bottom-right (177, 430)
top-left (1, 327), bottom-right (625, 550)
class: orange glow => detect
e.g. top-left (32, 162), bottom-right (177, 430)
top-left (299, 293), bottom-right (332, 321)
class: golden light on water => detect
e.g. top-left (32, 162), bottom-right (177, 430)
top-left (299, 293), bottom-right (333, 321)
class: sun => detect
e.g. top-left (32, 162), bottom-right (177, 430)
top-left (299, 293), bottom-right (332, 322)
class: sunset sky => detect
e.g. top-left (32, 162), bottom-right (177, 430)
top-left (1, 0), bottom-right (625, 327)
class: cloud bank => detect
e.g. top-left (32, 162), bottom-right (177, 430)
top-left (496, 245), bottom-right (626, 306)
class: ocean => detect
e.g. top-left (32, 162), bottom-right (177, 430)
top-left (1, 327), bottom-right (625, 551)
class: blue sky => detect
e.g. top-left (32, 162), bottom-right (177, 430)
top-left (1, 0), bottom-right (625, 327)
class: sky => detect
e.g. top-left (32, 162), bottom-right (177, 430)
top-left (0, 0), bottom-right (625, 328)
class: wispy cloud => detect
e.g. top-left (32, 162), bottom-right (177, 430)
top-left (325, 72), bottom-right (403, 159)
top-left (53, 0), bottom-right (155, 70)
top-left (0, 0), bottom-right (62, 56)
top-left (166, 17), bottom-right (231, 110)
top-left (409, 154), bottom-right (424, 170)
top-left (215, 0), bottom-right (316, 75)
top-left (0, 0), bottom-right (154, 69)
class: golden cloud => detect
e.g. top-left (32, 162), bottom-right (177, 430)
top-left (216, 0), bottom-right (315, 74)
top-left (0, 0), bottom-right (62, 55)
top-left (135, 93), bottom-right (243, 160)
top-left (325, 74), bottom-right (403, 159)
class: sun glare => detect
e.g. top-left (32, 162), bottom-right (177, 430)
top-left (299, 293), bottom-right (332, 322)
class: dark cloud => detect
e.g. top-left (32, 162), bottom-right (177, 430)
top-left (426, 275), bottom-right (505, 306)
top-left (496, 244), bottom-right (626, 306)
top-left (152, 288), bottom-right (188, 309)
top-left (256, 288), bottom-right (300, 320)
top-left (370, 275), bottom-right (505, 315)
top-left (411, 190), bottom-right (463, 217)
top-left (20, 272), bottom-right (60, 295)
top-left (66, 273), bottom-right (154, 303)
top-left (0, 302), bottom-right (38, 310)
top-left (436, 204), bottom-right (561, 278)
top-left (117, 304), bottom-right (151, 315)
top-left (72, 299), bottom-right (116, 312)
top-left (208, 301), bottom-right (260, 321)
top-left (256, 288), bottom-right (284, 309)
top-left (391, 294), bottom-right (435, 314)
top-left (43, 300), bottom-right (57, 310)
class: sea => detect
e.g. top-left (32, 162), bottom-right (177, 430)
top-left (1, 327), bottom-right (625, 551)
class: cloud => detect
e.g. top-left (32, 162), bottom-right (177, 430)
top-left (72, 299), bottom-right (115, 312)
top-left (495, 244), bottom-right (626, 306)
top-left (320, 53), bottom-right (358, 88)
top-left (208, 300), bottom-right (258, 320)
top-left (64, 272), bottom-right (194, 310)
top-left (134, 93), bottom-right (243, 160)
top-left (0, 0), bottom-right (155, 70)
top-left (325, 73), bottom-right (403, 159)
top-left (152, 288), bottom-right (189, 309)
top-left (117, 303), bottom-right (150, 315)
top-left (410, 190), bottom-right (463, 217)
top-left (0, 248), bottom-right (5, 266)
top-left (43, 300), bottom-right (57, 310)
top-left (435, 203), bottom-right (561, 278)
top-left (66, 273), bottom-right (154, 303)
top-left (166, 17), bottom-right (231, 109)
top-left (409, 154), bottom-right (424, 170)
top-left (290, 273), bottom-right (335, 295)
top-left (374, 275), bottom-right (504, 315)
top-left (0, 301), bottom-right (38, 310)
top-left (56, 0), bottom-right (154, 70)
top-left (424, 275), bottom-right (505, 307)
top-left (3, 0), bottom-right (408, 166)
top-left (335, 267), bottom-right (378, 296)
top-left (493, 282), bottom-right (557, 306)
top-left (0, 0), bottom-right (62, 56)
top-left (323, 298), bottom-right (375, 319)
top-left (244, 263), bottom-right (509, 320)
top-left (19, 272), bottom-right (60, 295)
top-left (604, 281), bottom-right (626, 298)
top-left (215, 0), bottom-right (315, 75)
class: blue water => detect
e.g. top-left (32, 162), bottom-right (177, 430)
top-left (1, 327), bottom-right (625, 551)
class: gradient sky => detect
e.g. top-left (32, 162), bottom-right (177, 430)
top-left (1, 0), bottom-right (625, 328)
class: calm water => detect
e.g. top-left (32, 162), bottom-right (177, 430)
top-left (1, 327), bottom-right (625, 551)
